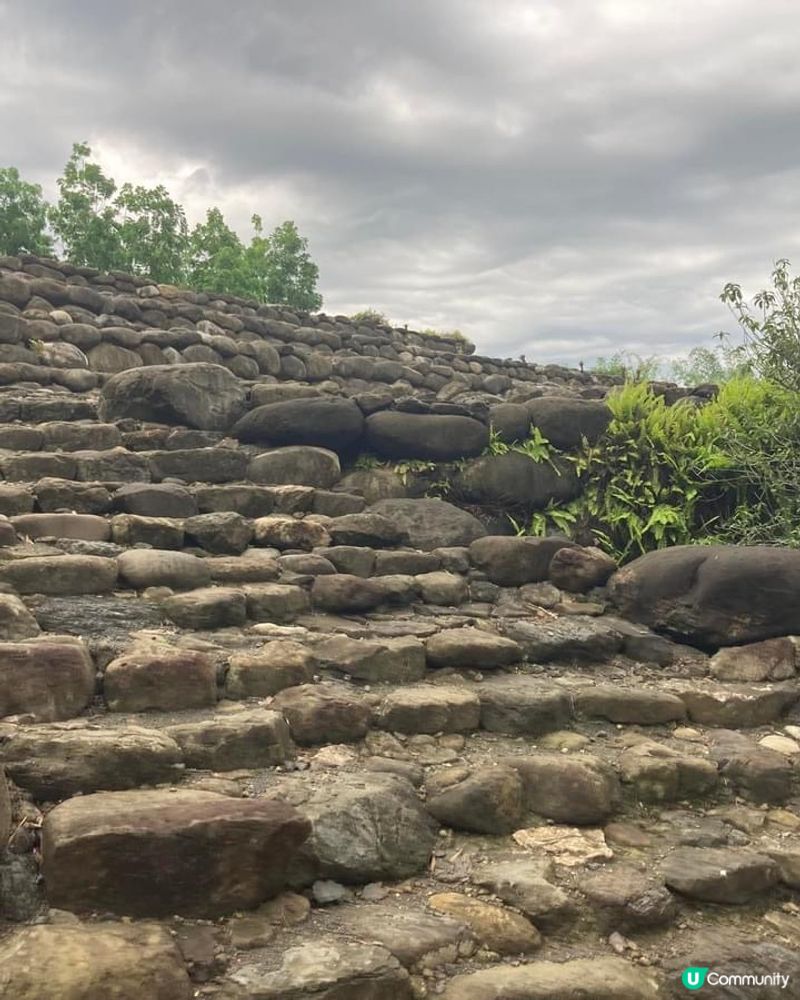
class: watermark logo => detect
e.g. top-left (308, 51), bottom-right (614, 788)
top-left (682, 968), bottom-right (709, 991)
top-left (681, 966), bottom-right (791, 991)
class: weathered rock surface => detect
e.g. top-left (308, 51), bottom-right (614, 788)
top-left (366, 411), bottom-right (488, 460)
top-left (0, 923), bottom-right (193, 1000)
top-left (662, 847), bottom-right (780, 903)
top-left (368, 498), bottom-right (486, 550)
top-left (234, 397), bottom-right (365, 450)
top-left (272, 772), bottom-right (437, 884)
top-left (441, 957), bottom-right (660, 1000)
top-left (101, 363), bottom-right (246, 430)
top-left (609, 544), bottom-right (800, 647)
top-left (0, 639), bottom-right (95, 721)
top-left (0, 724), bottom-right (182, 798)
top-left (42, 788), bottom-right (311, 916)
top-left (231, 939), bottom-right (412, 1000)
top-left (470, 535), bottom-right (576, 586)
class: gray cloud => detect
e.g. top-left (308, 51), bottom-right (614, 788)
top-left (3, 0), bottom-right (800, 364)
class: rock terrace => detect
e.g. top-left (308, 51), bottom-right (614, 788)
top-left (0, 253), bottom-right (798, 999)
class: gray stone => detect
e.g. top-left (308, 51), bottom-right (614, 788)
top-left (234, 397), bottom-right (365, 450)
top-left (662, 847), bottom-right (779, 903)
top-left (314, 634), bottom-right (426, 683)
top-left (368, 498), bottom-right (486, 550)
top-left (470, 535), bottom-right (576, 586)
top-left (225, 641), bottom-right (315, 698)
top-left (609, 544), bottom-right (800, 648)
top-left (249, 446), bottom-right (341, 488)
top-left (477, 676), bottom-right (573, 735)
top-left (0, 554), bottom-right (118, 595)
top-left (272, 683), bottom-right (372, 744)
top-left (117, 549), bottom-right (212, 590)
top-left (0, 923), bottom-right (193, 1000)
top-left (100, 363), bottom-right (247, 431)
top-left (427, 765), bottom-right (524, 834)
top-left (104, 646), bottom-right (217, 712)
top-left (0, 639), bottom-right (95, 721)
top-left (377, 685), bottom-right (481, 734)
top-left (163, 587), bottom-right (248, 629)
top-left (366, 411), bottom-right (488, 460)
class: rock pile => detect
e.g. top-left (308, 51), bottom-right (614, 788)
top-left (0, 254), bottom-right (798, 999)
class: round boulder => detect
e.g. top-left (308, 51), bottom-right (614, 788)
top-left (365, 411), bottom-right (488, 460)
top-left (100, 363), bottom-right (247, 431)
top-left (526, 397), bottom-right (611, 450)
top-left (248, 446), bottom-right (341, 488)
top-left (233, 398), bottom-right (364, 451)
top-left (609, 544), bottom-right (800, 648)
top-left (455, 452), bottom-right (580, 508)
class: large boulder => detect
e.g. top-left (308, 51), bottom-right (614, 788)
top-left (100, 363), bottom-right (247, 431)
top-left (365, 411), bottom-right (488, 460)
top-left (233, 397), bottom-right (364, 450)
top-left (526, 396), bottom-right (612, 449)
top-left (609, 545), bottom-right (800, 648)
top-left (41, 788), bottom-right (311, 917)
top-left (455, 452), bottom-right (580, 508)
top-left (368, 498), bottom-right (486, 550)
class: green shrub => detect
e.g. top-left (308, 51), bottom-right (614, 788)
top-left (351, 308), bottom-right (389, 325)
top-left (514, 377), bottom-right (800, 561)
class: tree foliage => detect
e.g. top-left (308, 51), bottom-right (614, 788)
top-left (3, 141), bottom-right (323, 308)
top-left (0, 167), bottom-right (53, 256)
top-left (116, 182), bottom-right (188, 284)
top-left (721, 258), bottom-right (800, 391)
top-left (49, 142), bottom-right (123, 271)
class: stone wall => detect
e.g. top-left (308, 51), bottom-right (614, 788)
top-left (0, 252), bottom-right (708, 535)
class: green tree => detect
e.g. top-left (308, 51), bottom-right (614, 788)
top-left (256, 218), bottom-right (322, 311)
top-left (116, 183), bottom-right (188, 283)
top-left (0, 167), bottom-right (53, 256)
top-left (187, 207), bottom-right (253, 297)
top-left (721, 259), bottom-right (800, 391)
top-left (49, 141), bottom-right (123, 270)
top-left (669, 340), bottom-right (750, 386)
top-left (592, 351), bottom-right (662, 380)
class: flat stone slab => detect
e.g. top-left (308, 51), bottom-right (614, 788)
top-left (231, 938), bottom-right (412, 999)
top-left (164, 709), bottom-right (294, 770)
top-left (441, 957), bottom-right (661, 1000)
top-left (662, 847), bottom-right (780, 903)
top-left (377, 685), bottom-right (481, 734)
top-left (0, 922), bottom-right (192, 1000)
top-left (0, 723), bottom-right (182, 798)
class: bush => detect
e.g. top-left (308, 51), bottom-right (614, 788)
top-left (514, 377), bottom-right (800, 560)
top-left (351, 308), bottom-right (389, 325)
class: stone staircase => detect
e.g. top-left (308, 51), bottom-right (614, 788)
top-left (0, 254), bottom-right (798, 999)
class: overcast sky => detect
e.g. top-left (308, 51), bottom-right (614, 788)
top-left (2, 1), bottom-right (800, 365)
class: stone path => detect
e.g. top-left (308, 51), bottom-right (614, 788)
top-left (0, 253), bottom-right (797, 999)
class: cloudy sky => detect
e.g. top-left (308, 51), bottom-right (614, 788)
top-left (2, 1), bottom-right (800, 365)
